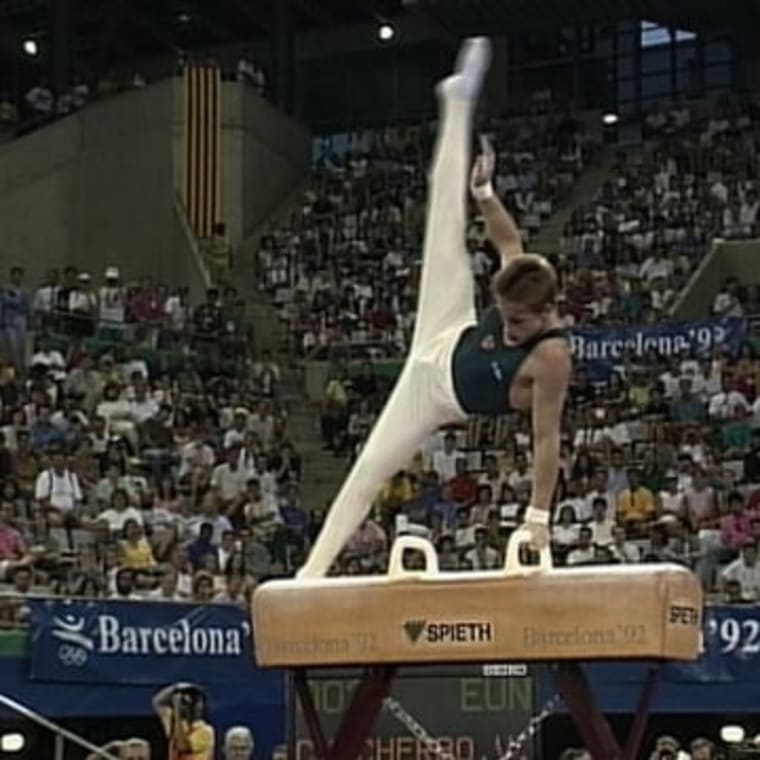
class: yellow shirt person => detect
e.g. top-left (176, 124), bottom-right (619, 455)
top-left (616, 473), bottom-right (656, 525)
top-left (154, 684), bottom-right (215, 760)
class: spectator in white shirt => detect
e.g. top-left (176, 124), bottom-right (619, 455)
top-left (639, 250), bottom-right (673, 284)
top-left (97, 383), bottom-right (138, 447)
top-left (478, 455), bottom-right (507, 498)
top-left (224, 408), bottom-right (250, 450)
top-left (609, 526), bottom-right (640, 563)
top-left (33, 269), bottom-right (60, 317)
top-left (94, 488), bottom-right (143, 535)
top-left (179, 428), bottom-right (215, 478)
top-left (722, 542), bottom-right (760, 601)
top-left (555, 480), bottom-right (588, 524)
top-left (34, 448), bottom-right (83, 525)
top-left (507, 451), bottom-right (533, 491)
top-left (187, 493), bottom-right (233, 546)
top-left (25, 77), bottom-right (54, 123)
top-left (128, 383), bottom-right (159, 425)
top-left (98, 267), bottom-right (126, 327)
top-left (211, 444), bottom-right (249, 510)
top-left (566, 526), bottom-right (595, 566)
top-left (552, 505), bottom-right (580, 552)
top-left (464, 526), bottom-right (500, 570)
top-left (589, 498), bottom-right (616, 547)
top-left (432, 432), bottom-right (460, 483)
top-left (149, 566), bottom-right (183, 601)
top-left (739, 189), bottom-right (759, 233)
top-left (708, 385), bottom-right (750, 420)
top-left (582, 471), bottom-right (615, 522)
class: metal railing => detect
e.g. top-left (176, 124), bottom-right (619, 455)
top-left (0, 693), bottom-right (120, 760)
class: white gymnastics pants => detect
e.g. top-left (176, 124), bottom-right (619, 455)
top-left (299, 87), bottom-right (478, 577)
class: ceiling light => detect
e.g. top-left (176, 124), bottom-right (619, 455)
top-left (22, 39), bottom-right (38, 57)
top-left (378, 22), bottom-right (395, 42)
top-left (0, 733), bottom-right (25, 753)
top-left (721, 725), bottom-right (746, 745)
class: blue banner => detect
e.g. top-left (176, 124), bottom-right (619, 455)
top-left (665, 604), bottom-right (760, 684)
top-left (569, 317), bottom-right (747, 371)
top-left (28, 598), bottom-right (271, 688)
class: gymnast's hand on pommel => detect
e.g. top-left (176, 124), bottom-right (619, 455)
top-left (523, 511), bottom-right (550, 551)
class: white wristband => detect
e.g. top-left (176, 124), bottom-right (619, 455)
top-left (471, 181), bottom-right (494, 202)
top-left (525, 506), bottom-right (550, 526)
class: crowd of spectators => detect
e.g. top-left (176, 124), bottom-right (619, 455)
top-left (558, 96), bottom-right (760, 326)
top-left (0, 264), bottom-right (299, 627)
top-left (0, 70), bottom-right (149, 143)
top-left (258, 109), bottom-right (600, 361)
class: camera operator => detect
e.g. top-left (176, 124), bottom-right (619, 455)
top-left (153, 682), bottom-right (215, 760)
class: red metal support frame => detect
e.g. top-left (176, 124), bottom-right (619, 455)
top-left (556, 662), bottom-right (662, 760)
top-left (294, 670), bottom-right (330, 760)
top-left (294, 665), bottom-right (397, 760)
top-left (622, 666), bottom-right (660, 760)
top-left (295, 661), bottom-right (661, 760)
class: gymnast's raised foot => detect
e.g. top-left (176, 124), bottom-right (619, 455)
top-left (437, 36), bottom-right (492, 102)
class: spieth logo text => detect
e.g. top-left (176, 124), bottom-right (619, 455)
top-left (51, 613), bottom-right (246, 667)
top-left (668, 605), bottom-right (699, 626)
top-left (403, 619), bottom-right (494, 645)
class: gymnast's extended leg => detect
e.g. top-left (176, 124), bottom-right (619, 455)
top-left (297, 38), bottom-right (491, 579)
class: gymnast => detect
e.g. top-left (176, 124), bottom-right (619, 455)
top-left (298, 36), bottom-right (572, 579)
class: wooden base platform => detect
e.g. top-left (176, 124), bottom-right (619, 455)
top-left (251, 535), bottom-right (704, 760)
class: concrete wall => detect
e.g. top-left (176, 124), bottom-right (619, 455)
top-left (673, 239), bottom-right (760, 320)
top-left (220, 82), bottom-right (310, 247)
top-left (0, 80), bottom-right (177, 283)
top-left (0, 78), bottom-right (310, 286)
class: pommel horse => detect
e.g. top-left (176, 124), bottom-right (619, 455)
top-left (252, 530), bottom-right (703, 760)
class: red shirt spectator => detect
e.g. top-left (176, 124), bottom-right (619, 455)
top-left (0, 504), bottom-right (26, 560)
top-left (449, 460), bottom-right (478, 505)
top-left (129, 283), bottom-right (164, 325)
top-left (721, 492), bottom-right (753, 551)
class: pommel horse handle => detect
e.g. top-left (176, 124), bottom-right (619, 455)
top-left (503, 528), bottom-right (553, 575)
top-left (387, 528), bottom-right (552, 579)
top-left (387, 535), bottom-right (439, 578)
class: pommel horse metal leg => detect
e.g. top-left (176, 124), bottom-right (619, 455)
top-left (556, 663), bottom-right (661, 760)
top-left (294, 666), bottom-right (397, 760)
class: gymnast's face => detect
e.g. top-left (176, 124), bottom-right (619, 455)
top-left (499, 301), bottom-right (550, 346)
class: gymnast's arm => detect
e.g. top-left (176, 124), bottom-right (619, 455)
top-left (529, 343), bottom-right (571, 517)
top-left (470, 135), bottom-right (524, 265)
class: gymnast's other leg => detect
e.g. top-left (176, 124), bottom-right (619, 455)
top-left (297, 38), bottom-right (491, 579)
top-left (411, 38), bottom-right (491, 349)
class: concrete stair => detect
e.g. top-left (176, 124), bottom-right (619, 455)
top-left (231, 210), bottom-right (348, 512)
top-left (531, 145), bottom-right (619, 256)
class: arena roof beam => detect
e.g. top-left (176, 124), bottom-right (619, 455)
top-left (225, 0), bottom-right (273, 37)
top-left (294, 0), bottom-right (338, 29)
top-left (0, 0), bottom-right (44, 19)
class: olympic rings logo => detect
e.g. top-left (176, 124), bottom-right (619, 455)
top-left (57, 644), bottom-right (88, 667)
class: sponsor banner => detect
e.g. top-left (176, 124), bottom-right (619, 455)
top-left (570, 317), bottom-right (747, 366)
top-left (665, 604), bottom-right (760, 684)
top-left (28, 598), bottom-right (256, 685)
